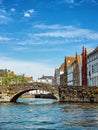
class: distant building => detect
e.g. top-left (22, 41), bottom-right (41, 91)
top-left (37, 75), bottom-right (53, 84)
top-left (54, 63), bottom-right (64, 85)
top-left (25, 77), bottom-right (34, 83)
top-left (59, 63), bottom-right (64, 84)
top-left (87, 46), bottom-right (98, 86)
top-left (54, 68), bottom-right (59, 85)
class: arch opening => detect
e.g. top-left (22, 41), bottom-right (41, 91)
top-left (10, 89), bottom-right (58, 102)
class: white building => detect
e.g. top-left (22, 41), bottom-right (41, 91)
top-left (67, 64), bottom-right (74, 85)
top-left (37, 75), bottom-right (53, 84)
top-left (57, 63), bottom-right (64, 85)
top-left (87, 47), bottom-right (98, 86)
top-left (29, 90), bottom-right (49, 95)
top-left (54, 63), bottom-right (64, 85)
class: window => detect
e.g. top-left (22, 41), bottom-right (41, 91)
top-left (92, 65), bottom-right (94, 74)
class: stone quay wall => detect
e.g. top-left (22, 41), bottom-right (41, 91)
top-left (59, 85), bottom-right (98, 103)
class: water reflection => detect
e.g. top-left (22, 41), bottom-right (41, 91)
top-left (62, 103), bottom-right (98, 127)
top-left (1, 99), bottom-right (98, 129)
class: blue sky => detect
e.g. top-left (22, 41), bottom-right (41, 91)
top-left (0, 0), bottom-right (98, 79)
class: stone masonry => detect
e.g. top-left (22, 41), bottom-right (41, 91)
top-left (59, 85), bottom-right (98, 103)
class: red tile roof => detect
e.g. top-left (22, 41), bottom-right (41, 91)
top-left (66, 56), bottom-right (76, 67)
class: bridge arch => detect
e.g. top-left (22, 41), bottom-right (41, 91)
top-left (10, 89), bottom-right (58, 102)
top-left (10, 89), bottom-right (36, 102)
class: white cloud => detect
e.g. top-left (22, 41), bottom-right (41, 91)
top-left (0, 9), bottom-right (12, 24)
top-left (28, 9), bottom-right (35, 13)
top-left (0, 57), bottom-right (54, 80)
top-left (11, 8), bottom-right (16, 12)
top-left (12, 47), bottom-right (28, 51)
top-left (24, 9), bottom-right (35, 18)
top-left (0, 36), bottom-right (11, 41)
top-left (34, 25), bottom-right (98, 40)
top-left (31, 48), bottom-right (66, 52)
top-left (55, 0), bottom-right (98, 6)
top-left (33, 24), bottom-right (73, 30)
top-left (24, 12), bottom-right (30, 17)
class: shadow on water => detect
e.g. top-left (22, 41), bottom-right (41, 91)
top-left (60, 103), bottom-right (98, 128)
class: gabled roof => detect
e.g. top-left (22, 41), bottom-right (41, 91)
top-left (94, 46), bottom-right (98, 53)
top-left (65, 55), bottom-right (82, 68)
top-left (66, 56), bottom-right (76, 67)
top-left (59, 63), bottom-right (64, 71)
top-left (76, 55), bottom-right (82, 65)
top-left (88, 46), bottom-right (98, 56)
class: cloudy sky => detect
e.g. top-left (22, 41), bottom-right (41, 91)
top-left (0, 0), bottom-right (98, 80)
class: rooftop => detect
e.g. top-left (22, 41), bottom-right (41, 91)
top-left (66, 56), bottom-right (76, 67)
top-left (38, 75), bottom-right (53, 80)
top-left (88, 46), bottom-right (98, 56)
top-left (59, 63), bottom-right (64, 71)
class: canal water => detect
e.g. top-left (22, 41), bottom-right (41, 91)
top-left (0, 98), bottom-right (98, 130)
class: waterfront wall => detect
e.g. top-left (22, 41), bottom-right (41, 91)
top-left (59, 86), bottom-right (98, 103)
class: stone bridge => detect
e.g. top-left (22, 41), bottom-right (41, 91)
top-left (59, 85), bottom-right (98, 103)
top-left (0, 82), bottom-right (59, 102)
top-left (1, 83), bottom-right (98, 103)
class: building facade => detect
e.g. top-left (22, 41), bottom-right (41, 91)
top-left (54, 68), bottom-right (59, 85)
top-left (60, 49), bottom-right (83, 86)
top-left (87, 47), bottom-right (98, 86)
top-left (54, 63), bottom-right (64, 85)
top-left (82, 47), bottom-right (87, 86)
top-left (62, 56), bottom-right (75, 85)
top-left (67, 54), bottom-right (82, 86)
top-left (73, 54), bottom-right (82, 86)
top-left (37, 75), bottom-right (53, 84)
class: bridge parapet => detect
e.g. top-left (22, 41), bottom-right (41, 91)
top-left (59, 85), bottom-right (98, 103)
top-left (0, 82), bottom-right (59, 102)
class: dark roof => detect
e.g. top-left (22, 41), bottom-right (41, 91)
top-left (94, 46), bottom-right (98, 53)
top-left (39, 75), bottom-right (53, 80)
top-left (88, 46), bottom-right (98, 56)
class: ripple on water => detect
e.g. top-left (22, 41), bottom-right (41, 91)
top-left (1, 99), bottom-right (98, 130)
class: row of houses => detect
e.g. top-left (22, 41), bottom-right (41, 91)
top-left (54, 46), bottom-right (98, 87)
